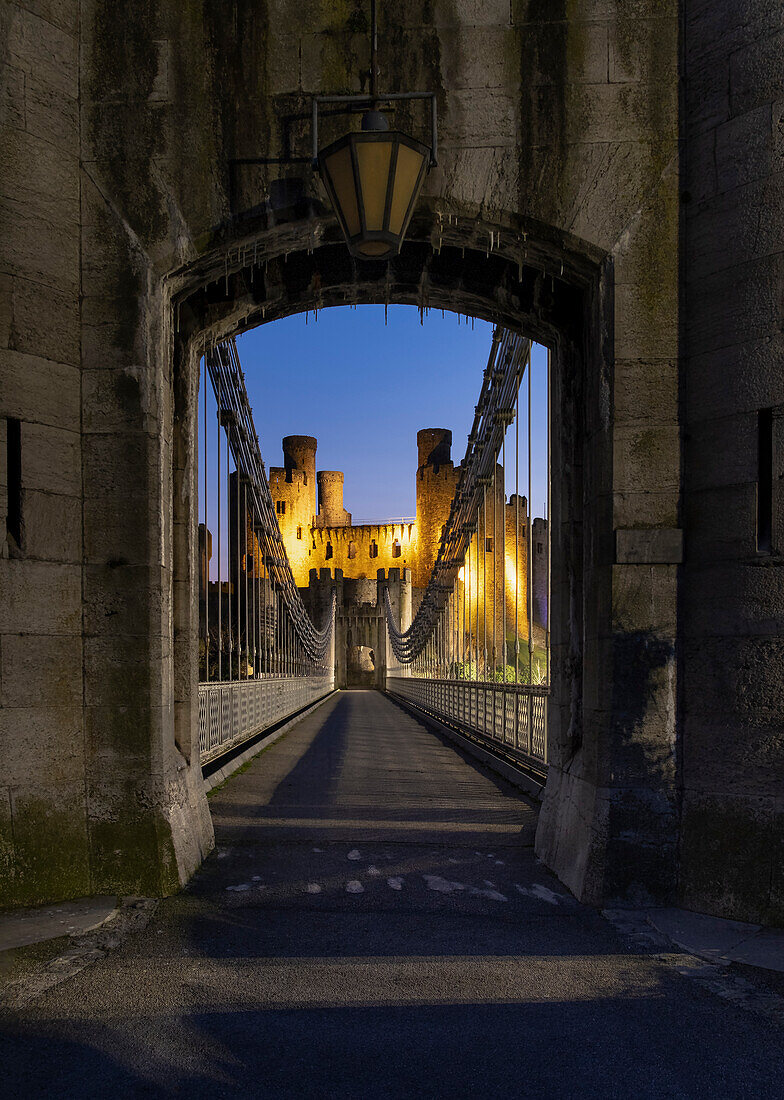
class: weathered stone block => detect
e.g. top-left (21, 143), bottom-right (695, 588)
top-left (0, 125), bottom-right (78, 205)
top-left (682, 714), bottom-right (784, 799)
top-left (682, 562), bottom-right (784, 639)
top-left (612, 424), bottom-right (680, 494)
top-left (685, 483), bottom-right (757, 561)
top-left (0, 194), bottom-right (79, 293)
top-left (7, 781), bottom-right (90, 906)
top-left (21, 422), bottom-right (80, 497)
top-left (685, 54), bottom-right (731, 131)
top-left (83, 496), bottom-right (158, 565)
top-left (443, 88), bottom-right (518, 146)
top-left (1, 64), bottom-right (26, 131)
top-left (83, 564), bottom-right (165, 639)
top-left (682, 635), bottom-right (784, 721)
top-left (611, 562), bottom-right (679, 629)
top-left (680, 792), bottom-right (783, 924)
top-left (685, 332), bottom-right (784, 423)
top-left (687, 173), bottom-right (784, 281)
top-left (0, 634), bottom-right (82, 708)
top-left (0, 705), bottom-right (83, 787)
top-left (0, 559), bottom-right (81, 634)
top-left (81, 369), bottom-right (160, 435)
top-left (609, 18), bottom-right (677, 84)
top-left (84, 703), bottom-right (163, 765)
top-left (24, 66), bottom-right (79, 149)
top-left (686, 251), bottom-right (784, 354)
top-left (613, 283), bottom-right (678, 360)
top-left (729, 29), bottom-right (784, 116)
top-left (6, 7), bottom-right (78, 99)
top-left (715, 102), bottom-right (774, 193)
top-left (23, 490), bottom-right (81, 563)
top-left (438, 26), bottom-right (521, 91)
top-left (17, 0), bottom-right (79, 36)
top-left (615, 531), bottom-right (683, 566)
top-left (8, 276), bottom-right (80, 366)
top-left (83, 635), bottom-right (171, 710)
top-left (82, 433), bottom-right (159, 502)
top-left (685, 411), bottom-right (759, 493)
top-left (613, 358), bottom-right (678, 426)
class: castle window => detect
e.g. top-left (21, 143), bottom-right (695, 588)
top-left (325, 543), bottom-right (333, 560)
top-left (296, 526), bottom-right (303, 540)
top-left (348, 541), bottom-right (357, 560)
top-left (392, 539), bottom-right (401, 558)
top-left (537, 542), bottom-right (543, 553)
top-left (276, 500), bottom-right (286, 515)
top-left (485, 537), bottom-right (493, 553)
top-left (369, 540), bottom-right (378, 559)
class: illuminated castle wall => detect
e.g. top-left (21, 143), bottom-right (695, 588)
top-left (264, 428), bottom-right (548, 648)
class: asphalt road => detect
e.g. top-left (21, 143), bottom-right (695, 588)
top-left (3, 690), bottom-right (783, 1098)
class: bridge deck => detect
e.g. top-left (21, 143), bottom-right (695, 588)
top-left (4, 690), bottom-right (784, 1097)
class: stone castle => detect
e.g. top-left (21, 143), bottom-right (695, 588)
top-left (265, 428), bottom-right (548, 643)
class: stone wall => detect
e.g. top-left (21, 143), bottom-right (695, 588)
top-left (1, 0), bottom-right (779, 920)
top-left (680, 0), bottom-right (784, 923)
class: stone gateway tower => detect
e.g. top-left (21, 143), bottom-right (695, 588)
top-left (0, 1), bottom-right (781, 926)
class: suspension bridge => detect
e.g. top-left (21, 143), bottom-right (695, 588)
top-left (197, 329), bottom-right (550, 787)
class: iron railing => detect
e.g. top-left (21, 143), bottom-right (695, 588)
top-left (387, 676), bottom-right (548, 766)
top-left (198, 675), bottom-right (334, 765)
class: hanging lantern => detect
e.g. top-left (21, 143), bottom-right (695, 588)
top-left (318, 112), bottom-right (430, 260)
top-left (312, 2), bottom-right (436, 261)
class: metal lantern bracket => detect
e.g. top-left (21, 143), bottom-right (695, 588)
top-left (311, 93), bottom-right (438, 170)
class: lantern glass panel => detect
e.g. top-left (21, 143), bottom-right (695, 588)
top-left (324, 143), bottom-right (360, 236)
top-left (389, 143), bottom-right (425, 234)
top-left (356, 140), bottom-right (393, 231)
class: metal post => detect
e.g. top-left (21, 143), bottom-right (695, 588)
top-left (527, 345), bottom-right (533, 687)
top-left (204, 361), bottom-right (209, 683)
top-left (217, 373), bottom-right (222, 683)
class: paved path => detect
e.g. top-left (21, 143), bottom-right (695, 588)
top-left (3, 691), bottom-right (784, 1098)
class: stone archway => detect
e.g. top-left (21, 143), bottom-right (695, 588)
top-left (168, 205), bottom-right (664, 910)
top-left (4, 0), bottom-right (780, 922)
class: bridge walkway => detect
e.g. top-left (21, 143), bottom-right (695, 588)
top-left (3, 690), bottom-right (784, 1097)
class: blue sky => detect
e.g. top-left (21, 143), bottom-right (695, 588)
top-left (224, 305), bottom-right (549, 522)
top-left (198, 308), bottom-right (549, 578)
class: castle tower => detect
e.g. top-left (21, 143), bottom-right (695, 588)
top-left (269, 435), bottom-right (318, 586)
top-left (282, 435), bottom-right (317, 520)
top-left (316, 470), bottom-right (351, 528)
top-left (414, 428), bottom-right (461, 589)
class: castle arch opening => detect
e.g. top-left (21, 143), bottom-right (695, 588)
top-left (168, 208), bottom-right (621, 904)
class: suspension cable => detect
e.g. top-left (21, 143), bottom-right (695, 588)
top-left (384, 328), bottom-right (531, 663)
top-left (205, 340), bottom-right (334, 663)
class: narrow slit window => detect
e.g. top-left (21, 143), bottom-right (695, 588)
top-left (369, 540), bottom-right (378, 559)
top-left (276, 500), bottom-right (286, 515)
top-left (325, 543), bottom-right (333, 560)
top-left (296, 526), bottom-right (303, 540)
top-left (758, 407), bottom-right (773, 553)
top-left (485, 537), bottom-right (493, 553)
top-left (6, 418), bottom-right (22, 548)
